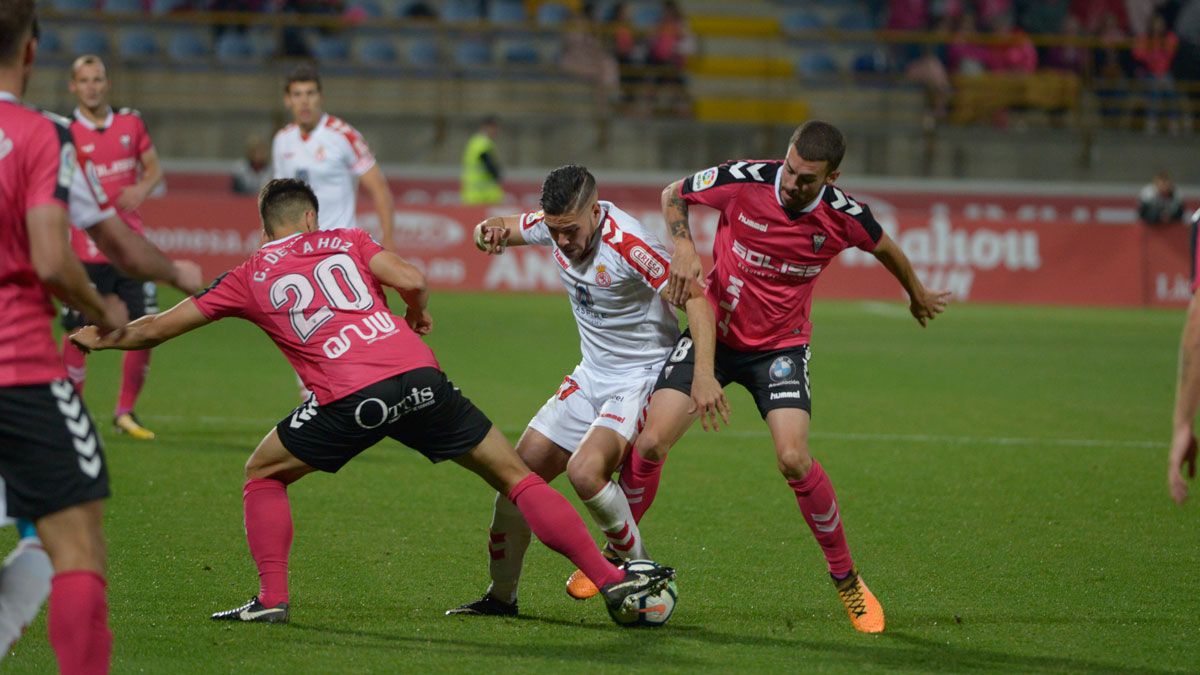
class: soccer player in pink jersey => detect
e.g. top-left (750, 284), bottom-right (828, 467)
top-left (59, 54), bottom-right (168, 440)
top-left (619, 121), bottom-right (951, 634)
top-left (70, 179), bottom-right (675, 625)
top-left (447, 166), bottom-right (726, 616)
top-left (1168, 206), bottom-right (1200, 504)
top-left (0, 4), bottom-right (129, 671)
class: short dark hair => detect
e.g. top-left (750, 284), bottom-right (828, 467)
top-left (284, 64), bottom-right (321, 93)
top-left (540, 165), bottom-right (596, 216)
top-left (0, 0), bottom-right (37, 64)
top-left (258, 178), bottom-right (319, 235)
top-left (788, 120), bottom-right (846, 172)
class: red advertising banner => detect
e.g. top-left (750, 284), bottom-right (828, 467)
top-left (138, 193), bottom-right (1191, 308)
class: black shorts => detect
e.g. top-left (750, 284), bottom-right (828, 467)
top-left (0, 380), bottom-right (110, 520)
top-left (655, 330), bottom-right (812, 418)
top-left (276, 368), bottom-right (494, 473)
top-left (61, 263), bottom-right (158, 330)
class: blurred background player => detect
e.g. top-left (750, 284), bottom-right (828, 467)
top-left (460, 115), bottom-right (504, 206)
top-left (448, 165), bottom-right (726, 616)
top-left (70, 179), bottom-right (674, 625)
top-left (0, 4), bottom-right (127, 671)
top-left (621, 120), bottom-right (951, 634)
top-left (1168, 206), bottom-right (1200, 504)
top-left (59, 53), bottom-right (166, 440)
top-left (271, 64), bottom-right (395, 252)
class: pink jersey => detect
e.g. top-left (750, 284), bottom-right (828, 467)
top-left (68, 107), bottom-right (153, 263)
top-left (0, 93), bottom-right (76, 387)
top-left (191, 228), bottom-right (438, 404)
top-left (680, 159), bottom-right (883, 351)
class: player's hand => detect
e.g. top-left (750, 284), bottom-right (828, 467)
top-left (688, 373), bottom-right (730, 432)
top-left (473, 222), bottom-right (510, 255)
top-left (666, 241), bottom-right (704, 306)
top-left (406, 307), bottom-right (433, 336)
top-left (116, 184), bottom-right (149, 212)
top-left (910, 287), bottom-right (951, 327)
top-left (171, 260), bottom-right (204, 295)
top-left (1168, 427), bottom-right (1197, 504)
top-left (69, 326), bottom-right (104, 354)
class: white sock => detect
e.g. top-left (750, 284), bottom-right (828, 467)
top-left (582, 481), bottom-right (648, 560)
top-left (485, 493), bottom-right (531, 604)
top-left (0, 538), bottom-right (52, 659)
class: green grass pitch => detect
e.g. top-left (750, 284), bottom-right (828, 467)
top-left (4, 291), bottom-right (1198, 673)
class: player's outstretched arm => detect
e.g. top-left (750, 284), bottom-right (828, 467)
top-left (871, 233), bottom-right (950, 327)
top-left (1169, 292), bottom-right (1200, 504)
top-left (359, 165), bottom-right (396, 252)
top-left (662, 180), bottom-right (702, 306)
top-left (678, 281), bottom-right (730, 431)
top-left (368, 250), bottom-right (433, 335)
top-left (472, 215), bottom-right (526, 255)
top-left (87, 214), bottom-right (204, 293)
top-left (69, 298), bottom-right (211, 353)
top-left (27, 204), bottom-right (123, 333)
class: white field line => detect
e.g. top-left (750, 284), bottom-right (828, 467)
top-left (149, 414), bottom-right (1159, 449)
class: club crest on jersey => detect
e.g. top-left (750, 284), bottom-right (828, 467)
top-left (595, 264), bottom-right (612, 288)
top-left (80, 143), bottom-right (95, 154)
top-left (812, 234), bottom-right (827, 253)
top-left (119, 134), bottom-right (131, 149)
top-left (769, 356), bottom-right (795, 382)
top-left (692, 167), bottom-right (718, 192)
top-left (315, 146), bottom-right (327, 162)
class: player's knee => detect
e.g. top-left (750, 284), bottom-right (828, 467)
top-left (634, 427), bottom-right (671, 462)
top-left (776, 445), bottom-right (813, 480)
top-left (565, 453), bottom-right (607, 500)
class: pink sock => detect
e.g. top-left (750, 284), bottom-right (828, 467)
top-left (61, 335), bottom-right (87, 394)
top-left (788, 460), bottom-right (854, 577)
top-left (48, 570), bottom-right (110, 675)
top-left (115, 350), bottom-right (151, 417)
top-left (243, 478), bottom-right (292, 607)
top-left (619, 445), bottom-right (664, 524)
top-left (507, 474), bottom-right (623, 588)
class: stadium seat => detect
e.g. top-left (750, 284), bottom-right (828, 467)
top-left (836, 10), bottom-right (875, 32)
top-left (71, 29), bottom-right (110, 56)
top-left (488, 0), bottom-right (526, 24)
top-left (535, 2), bottom-right (571, 27)
top-left (37, 27), bottom-right (64, 55)
top-left (52, 0), bottom-right (96, 11)
top-left (782, 9), bottom-right (824, 32)
top-left (631, 3), bottom-right (662, 29)
top-left (852, 49), bottom-right (889, 74)
top-left (118, 30), bottom-right (158, 59)
top-left (797, 51), bottom-right (840, 79)
top-left (406, 39), bottom-right (440, 67)
top-left (442, 0), bottom-right (482, 23)
top-left (106, 0), bottom-right (145, 12)
top-left (214, 32), bottom-right (256, 63)
top-left (166, 31), bottom-right (209, 61)
top-left (453, 41), bottom-right (492, 67)
top-left (359, 37), bottom-right (398, 65)
top-left (312, 36), bottom-right (351, 63)
top-left (501, 43), bottom-right (540, 65)
top-left (151, 0), bottom-right (188, 13)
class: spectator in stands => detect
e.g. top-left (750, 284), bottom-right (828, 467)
top-left (987, 13), bottom-right (1037, 73)
top-left (1044, 13), bottom-right (1086, 73)
top-left (560, 3), bottom-right (620, 104)
top-left (461, 116), bottom-right (504, 205)
top-left (1071, 0), bottom-right (1129, 35)
top-left (905, 45), bottom-right (952, 125)
top-left (1093, 8), bottom-right (1134, 124)
top-left (279, 0), bottom-right (344, 57)
top-left (400, 1), bottom-right (435, 18)
top-left (885, 0), bottom-right (931, 66)
top-left (1133, 12), bottom-right (1183, 134)
top-left (607, 2), bottom-right (642, 105)
top-left (646, 0), bottom-right (695, 115)
top-left (232, 134), bottom-right (272, 195)
top-left (973, 0), bottom-right (1013, 29)
top-left (948, 12), bottom-right (990, 74)
top-left (1138, 170), bottom-right (1186, 225)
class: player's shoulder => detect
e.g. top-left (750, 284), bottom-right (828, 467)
top-left (601, 202), bottom-right (656, 240)
top-left (324, 114), bottom-right (363, 137)
top-left (114, 107), bottom-right (142, 119)
top-left (818, 184), bottom-right (883, 238)
top-left (684, 158), bottom-right (780, 195)
top-left (273, 123), bottom-right (299, 142)
top-left (600, 211), bottom-right (669, 279)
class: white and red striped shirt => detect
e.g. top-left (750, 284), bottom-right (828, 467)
top-left (520, 201), bottom-right (678, 373)
top-left (272, 114), bottom-right (376, 232)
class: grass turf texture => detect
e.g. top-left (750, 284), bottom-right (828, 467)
top-left (4, 291), bottom-right (1198, 673)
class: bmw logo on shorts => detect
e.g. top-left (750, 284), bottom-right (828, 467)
top-left (769, 356), bottom-right (795, 382)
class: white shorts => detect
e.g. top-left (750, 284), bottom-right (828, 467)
top-left (527, 364), bottom-right (656, 454)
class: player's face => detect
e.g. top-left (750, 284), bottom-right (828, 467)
top-left (285, 81), bottom-right (323, 129)
top-left (779, 146), bottom-right (839, 212)
top-left (70, 63), bottom-right (109, 111)
top-left (545, 199), bottom-right (601, 262)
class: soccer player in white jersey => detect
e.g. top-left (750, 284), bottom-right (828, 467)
top-left (271, 65), bottom-right (395, 252)
top-left (447, 165), bottom-right (729, 616)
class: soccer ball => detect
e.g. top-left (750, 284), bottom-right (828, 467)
top-left (607, 560), bottom-right (678, 628)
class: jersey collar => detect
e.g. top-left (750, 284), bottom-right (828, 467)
top-left (73, 106), bottom-right (114, 131)
top-left (261, 232), bottom-right (303, 249)
top-left (774, 167), bottom-right (825, 217)
top-left (0, 91), bottom-right (18, 103)
top-left (299, 113), bottom-right (329, 141)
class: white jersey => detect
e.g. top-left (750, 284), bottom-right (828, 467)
top-left (520, 201), bottom-right (679, 373)
top-left (272, 113), bottom-right (376, 231)
top-left (69, 152), bottom-right (116, 231)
